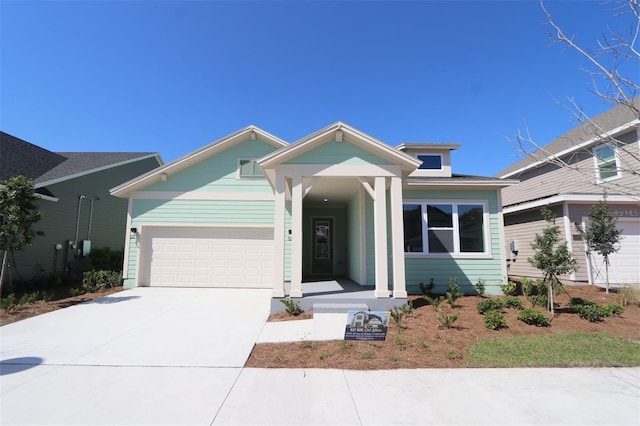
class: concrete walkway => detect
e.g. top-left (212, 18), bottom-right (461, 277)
top-left (1, 288), bottom-right (639, 425)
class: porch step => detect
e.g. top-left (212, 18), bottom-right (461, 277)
top-left (312, 303), bottom-right (369, 314)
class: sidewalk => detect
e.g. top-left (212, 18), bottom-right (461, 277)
top-left (1, 288), bottom-right (639, 425)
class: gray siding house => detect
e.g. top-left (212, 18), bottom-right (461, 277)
top-left (496, 99), bottom-right (640, 286)
top-left (0, 131), bottom-right (163, 288)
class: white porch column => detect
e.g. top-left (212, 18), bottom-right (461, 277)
top-left (374, 176), bottom-right (390, 297)
top-left (290, 175), bottom-right (303, 297)
top-left (272, 173), bottom-right (286, 297)
top-left (389, 176), bottom-right (407, 298)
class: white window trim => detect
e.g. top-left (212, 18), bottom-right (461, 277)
top-left (592, 144), bottom-right (622, 183)
top-left (403, 199), bottom-right (492, 259)
top-left (237, 158), bottom-right (265, 179)
top-left (416, 153), bottom-right (444, 171)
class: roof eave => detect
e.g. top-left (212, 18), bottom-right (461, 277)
top-left (498, 119), bottom-right (640, 179)
top-left (111, 126), bottom-right (287, 197)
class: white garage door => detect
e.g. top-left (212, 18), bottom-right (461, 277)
top-left (143, 227), bottom-right (274, 288)
top-left (590, 218), bottom-right (640, 285)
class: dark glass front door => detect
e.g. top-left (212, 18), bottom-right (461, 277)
top-left (312, 218), bottom-right (333, 275)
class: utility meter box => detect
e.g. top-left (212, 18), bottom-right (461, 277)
top-left (509, 240), bottom-right (518, 252)
top-left (81, 240), bottom-right (91, 257)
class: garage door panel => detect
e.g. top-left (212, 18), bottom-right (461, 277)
top-left (144, 227), bottom-right (275, 288)
top-left (590, 219), bottom-right (639, 285)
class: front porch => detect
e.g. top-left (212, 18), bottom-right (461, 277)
top-left (270, 277), bottom-right (408, 314)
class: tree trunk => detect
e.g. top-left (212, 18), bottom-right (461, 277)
top-left (0, 250), bottom-right (8, 296)
top-left (604, 257), bottom-right (610, 294)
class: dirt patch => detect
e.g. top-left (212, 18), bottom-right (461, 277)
top-left (0, 287), bottom-right (124, 326)
top-left (246, 286), bottom-right (640, 369)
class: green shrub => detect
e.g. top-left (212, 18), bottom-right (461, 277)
top-left (82, 270), bottom-right (123, 293)
top-left (503, 296), bottom-right (524, 310)
top-left (476, 298), bottom-right (504, 314)
top-left (424, 295), bottom-right (444, 310)
top-left (574, 304), bottom-right (606, 322)
top-left (69, 287), bottom-right (84, 298)
top-left (603, 304), bottom-right (624, 316)
top-left (390, 306), bottom-right (406, 328)
top-left (521, 278), bottom-right (534, 297)
top-left (446, 278), bottom-right (462, 307)
top-left (89, 247), bottom-right (124, 272)
top-left (437, 309), bottom-right (460, 329)
top-left (483, 310), bottom-right (507, 330)
top-left (518, 308), bottom-right (550, 326)
top-left (0, 294), bottom-right (17, 312)
top-left (569, 298), bottom-right (625, 322)
top-left (499, 280), bottom-right (519, 296)
top-left (280, 297), bottom-right (303, 316)
top-left (419, 278), bottom-right (435, 296)
top-left (18, 291), bottom-right (39, 305)
top-left (474, 278), bottom-right (486, 297)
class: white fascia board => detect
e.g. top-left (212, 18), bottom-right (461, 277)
top-left (503, 194), bottom-right (640, 214)
top-left (35, 193), bottom-right (59, 202)
top-left (396, 142), bottom-right (461, 151)
top-left (406, 179), bottom-right (519, 188)
top-left (36, 153), bottom-right (162, 189)
top-left (258, 122), bottom-right (421, 171)
top-left (499, 120), bottom-right (640, 179)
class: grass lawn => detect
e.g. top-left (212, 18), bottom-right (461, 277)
top-left (466, 332), bottom-right (640, 368)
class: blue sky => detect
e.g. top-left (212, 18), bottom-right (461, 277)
top-left (1, 1), bottom-right (635, 177)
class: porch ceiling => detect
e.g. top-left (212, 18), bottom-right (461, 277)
top-left (303, 176), bottom-right (362, 204)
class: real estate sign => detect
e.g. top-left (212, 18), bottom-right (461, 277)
top-left (344, 310), bottom-right (390, 341)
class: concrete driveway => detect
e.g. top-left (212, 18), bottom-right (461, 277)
top-left (1, 287), bottom-right (272, 425)
top-left (1, 287), bottom-right (639, 425)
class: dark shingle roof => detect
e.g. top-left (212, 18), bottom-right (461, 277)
top-left (1, 132), bottom-right (67, 181)
top-left (1, 131), bottom-right (157, 185)
top-left (496, 98), bottom-right (640, 177)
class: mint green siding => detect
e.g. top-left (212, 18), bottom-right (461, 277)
top-left (144, 139), bottom-right (276, 193)
top-left (402, 189), bottom-right (505, 295)
top-left (284, 139), bottom-right (391, 165)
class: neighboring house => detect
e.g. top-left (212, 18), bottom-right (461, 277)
top-left (110, 122), bottom-right (517, 301)
top-left (496, 100), bottom-right (640, 286)
top-left (0, 131), bottom-right (163, 286)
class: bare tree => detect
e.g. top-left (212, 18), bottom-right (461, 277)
top-left (512, 0), bottom-right (639, 196)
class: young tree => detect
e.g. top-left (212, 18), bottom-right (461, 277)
top-left (529, 207), bottom-right (578, 315)
top-left (0, 176), bottom-right (44, 295)
top-left (575, 198), bottom-right (622, 294)
top-left (513, 0), bottom-right (639, 195)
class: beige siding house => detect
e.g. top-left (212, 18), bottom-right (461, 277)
top-left (496, 99), bottom-right (640, 286)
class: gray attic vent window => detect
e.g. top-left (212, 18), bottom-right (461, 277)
top-left (417, 154), bottom-right (442, 170)
top-left (239, 159), bottom-right (264, 178)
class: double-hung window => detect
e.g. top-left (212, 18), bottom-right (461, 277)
top-left (593, 144), bottom-right (620, 181)
top-left (238, 159), bottom-right (264, 178)
top-left (403, 201), bottom-right (488, 255)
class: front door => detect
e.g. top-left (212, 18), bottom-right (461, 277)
top-left (312, 218), bottom-right (333, 275)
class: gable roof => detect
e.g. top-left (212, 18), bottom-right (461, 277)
top-left (258, 122), bottom-right (421, 172)
top-left (1, 131), bottom-right (162, 188)
top-left (497, 98), bottom-right (640, 178)
top-left (110, 125), bottom-right (288, 197)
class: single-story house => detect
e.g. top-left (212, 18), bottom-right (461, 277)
top-left (496, 99), bottom-right (640, 286)
top-left (0, 131), bottom-right (163, 288)
top-left (110, 122), bottom-right (517, 301)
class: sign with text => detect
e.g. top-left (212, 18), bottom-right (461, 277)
top-left (344, 310), bottom-right (390, 341)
